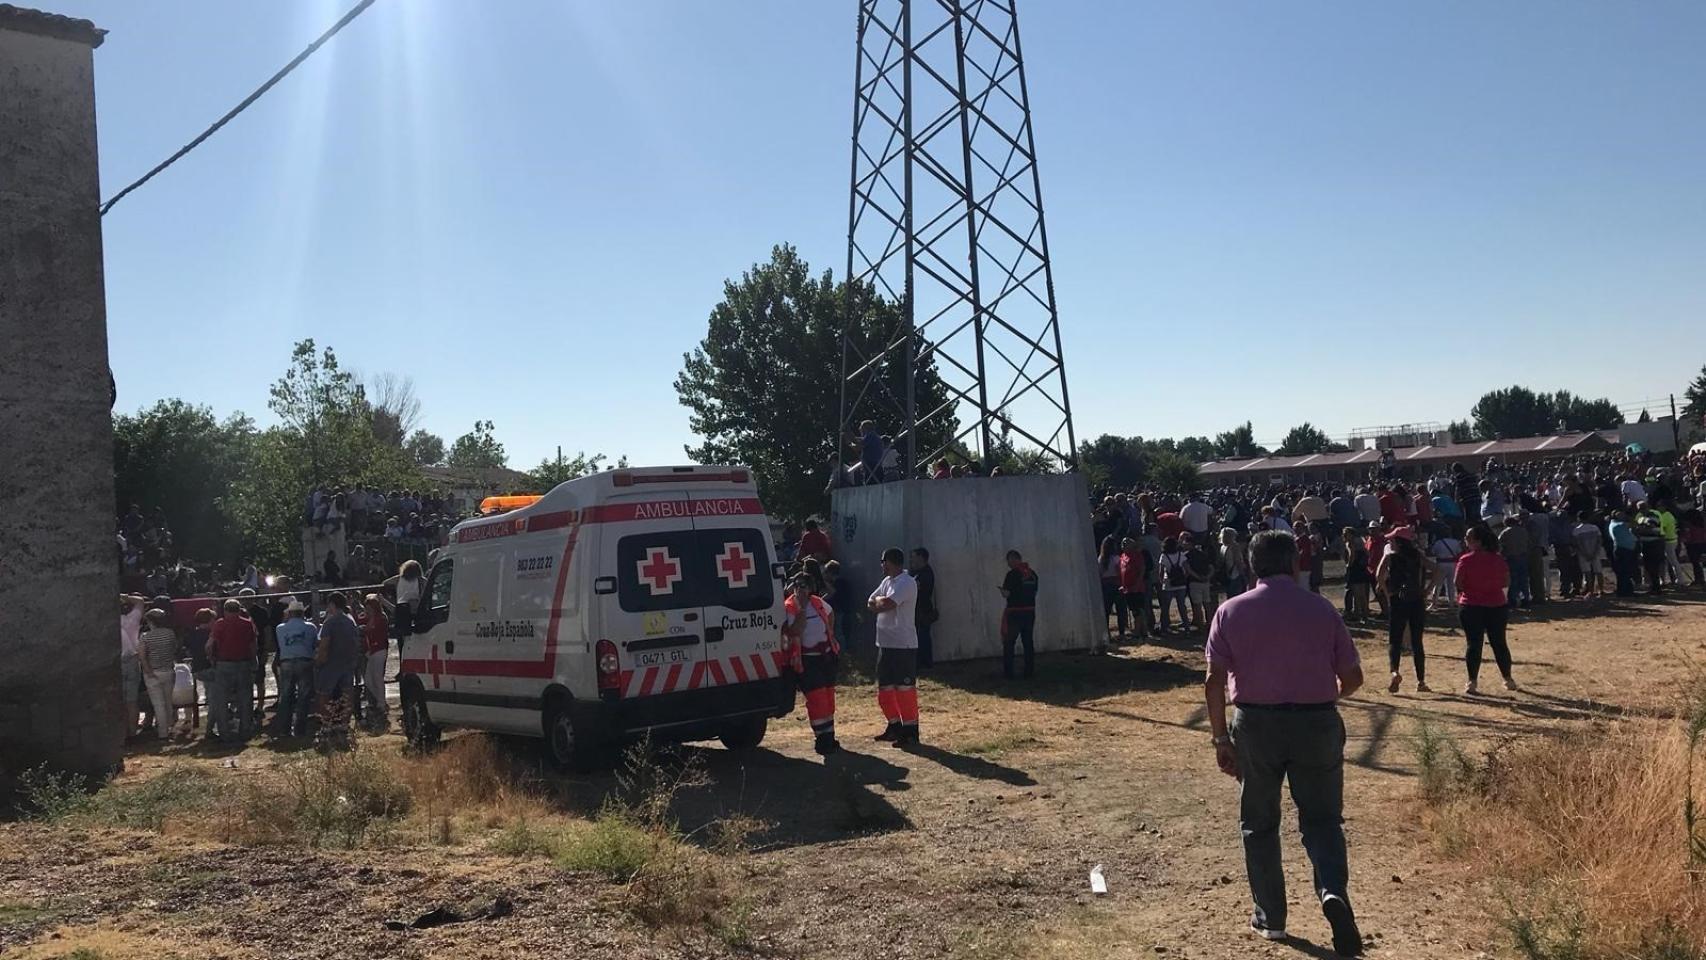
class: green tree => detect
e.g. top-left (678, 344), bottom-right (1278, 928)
top-left (523, 451), bottom-right (629, 492)
top-left (231, 339), bottom-right (417, 569)
top-left (1173, 436), bottom-right (1217, 463)
top-left (1149, 451), bottom-right (1202, 493)
top-left (404, 429), bottom-right (445, 466)
top-left (1448, 419), bottom-right (1475, 443)
top-left (1547, 390), bottom-right (1623, 432)
top-left (675, 244), bottom-right (956, 521)
top-left (267, 339), bottom-right (374, 486)
top-left (112, 400), bottom-right (255, 564)
top-left (1213, 421), bottom-right (1266, 459)
top-left (1078, 434), bottom-right (1150, 490)
top-left (1470, 385), bottom-right (1622, 439)
top-left (1685, 364), bottom-right (1706, 420)
top-left (1638, 408), bottom-right (1653, 423)
top-left (447, 420), bottom-right (507, 469)
top-left (1276, 422), bottom-right (1332, 456)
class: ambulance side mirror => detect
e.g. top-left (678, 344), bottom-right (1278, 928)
top-left (771, 563), bottom-right (786, 580)
top-left (593, 577), bottom-right (617, 595)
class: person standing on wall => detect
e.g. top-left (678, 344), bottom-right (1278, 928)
top-left (999, 550), bottom-right (1040, 679)
top-left (1204, 531), bottom-right (1366, 956)
top-left (910, 548), bottom-right (937, 668)
top-left (867, 548), bottom-right (921, 745)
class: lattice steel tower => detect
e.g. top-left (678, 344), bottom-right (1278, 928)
top-left (840, 0), bottom-right (1076, 476)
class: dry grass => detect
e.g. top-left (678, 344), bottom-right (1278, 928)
top-left (1419, 716), bottom-right (1706, 959)
top-left (6, 923), bottom-right (260, 960)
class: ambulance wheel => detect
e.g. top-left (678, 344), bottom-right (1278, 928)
top-left (401, 685), bottom-right (440, 752)
top-left (544, 696), bottom-right (600, 772)
top-left (718, 716), bottom-right (768, 751)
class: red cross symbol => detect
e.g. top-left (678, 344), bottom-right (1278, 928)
top-left (426, 644), bottom-right (445, 690)
top-left (638, 548), bottom-right (682, 595)
top-left (717, 542), bottom-right (754, 588)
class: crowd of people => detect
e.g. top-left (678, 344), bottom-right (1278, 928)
top-left (307, 485), bottom-right (466, 549)
top-left (115, 559), bottom-right (432, 749)
top-left (1191, 448), bottom-right (1703, 955)
top-left (824, 420), bottom-right (1033, 491)
top-left (1091, 450), bottom-right (1705, 696)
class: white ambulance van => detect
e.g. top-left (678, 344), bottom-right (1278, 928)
top-left (398, 465), bottom-right (793, 769)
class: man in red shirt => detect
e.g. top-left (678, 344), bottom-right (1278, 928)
top-left (1118, 537), bottom-right (1149, 639)
top-left (360, 594), bottom-right (391, 729)
top-left (1156, 510), bottom-right (1185, 541)
top-left (207, 599), bottom-right (257, 740)
top-left (798, 519), bottom-right (832, 563)
top-left (1376, 484), bottom-right (1407, 529)
top-left (1412, 487), bottom-right (1433, 527)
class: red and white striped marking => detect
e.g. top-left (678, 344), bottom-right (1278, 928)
top-left (622, 651), bottom-right (789, 699)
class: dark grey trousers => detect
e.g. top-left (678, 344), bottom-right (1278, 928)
top-left (1230, 705), bottom-right (1350, 931)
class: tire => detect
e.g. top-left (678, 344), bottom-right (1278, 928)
top-left (718, 715), bottom-right (768, 751)
top-left (401, 685), bottom-right (440, 752)
top-left (544, 696), bottom-right (601, 772)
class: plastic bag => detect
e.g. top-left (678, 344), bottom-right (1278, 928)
top-left (171, 662), bottom-right (195, 706)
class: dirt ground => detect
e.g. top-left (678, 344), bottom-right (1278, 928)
top-left (4, 590), bottom-right (1704, 960)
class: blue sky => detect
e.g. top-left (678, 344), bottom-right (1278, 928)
top-left (66, 0), bottom-right (1706, 466)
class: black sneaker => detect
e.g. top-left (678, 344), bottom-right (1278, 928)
top-left (1321, 894), bottom-right (1362, 957)
top-left (1249, 919), bottom-right (1286, 941)
top-left (893, 724), bottom-right (920, 747)
top-left (814, 733), bottom-right (841, 756)
top-left (873, 722), bottom-right (901, 742)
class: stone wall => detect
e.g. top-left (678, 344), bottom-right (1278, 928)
top-left (0, 19), bottom-right (122, 782)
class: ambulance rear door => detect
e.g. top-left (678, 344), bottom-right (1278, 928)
top-left (606, 492), bottom-right (707, 700)
top-left (689, 490), bottom-right (783, 690)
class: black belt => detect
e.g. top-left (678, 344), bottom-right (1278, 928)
top-left (1235, 701), bottom-right (1336, 712)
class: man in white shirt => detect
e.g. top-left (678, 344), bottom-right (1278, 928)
top-left (1354, 487), bottom-right (1382, 524)
top-left (867, 547), bottom-right (920, 745)
top-left (1621, 475), bottom-right (1648, 508)
top-left (1180, 494), bottom-right (1214, 541)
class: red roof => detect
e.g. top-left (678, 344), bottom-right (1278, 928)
top-left (1199, 432), bottom-right (1616, 476)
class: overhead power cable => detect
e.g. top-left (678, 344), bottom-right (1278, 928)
top-left (99, 0), bottom-right (380, 216)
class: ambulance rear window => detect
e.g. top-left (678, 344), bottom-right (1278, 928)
top-left (616, 530), bottom-right (773, 613)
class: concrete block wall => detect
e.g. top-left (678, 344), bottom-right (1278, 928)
top-left (0, 16), bottom-right (122, 783)
top-left (830, 475), bottom-right (1102, 662)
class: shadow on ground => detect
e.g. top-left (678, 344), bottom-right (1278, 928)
top-left (527, 739), bottom-right (917, 852)
top-left (920, 650), bottom-right (1203, 706)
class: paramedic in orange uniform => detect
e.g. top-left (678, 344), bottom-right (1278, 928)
top-left (782, 574), bottom-right (840, 756)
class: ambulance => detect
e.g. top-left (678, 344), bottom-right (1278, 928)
top-left (397, 465), bottom-right (793, 769)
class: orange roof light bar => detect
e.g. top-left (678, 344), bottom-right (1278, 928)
top-left (479, 495), bottom-right (542, 514)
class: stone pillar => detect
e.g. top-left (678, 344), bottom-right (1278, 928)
top-left (0, 7), bottom-right (119, 783)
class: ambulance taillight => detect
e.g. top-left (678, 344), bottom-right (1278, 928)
top-left (596, 640), bottom-right (621, 689)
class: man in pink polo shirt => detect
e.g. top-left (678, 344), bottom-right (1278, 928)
top-left (1203, 530), bottom-right (1366, 956)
